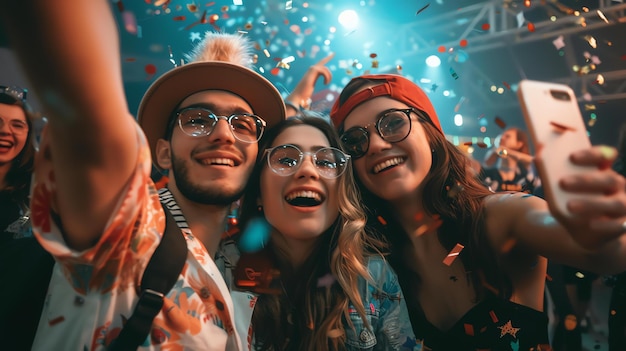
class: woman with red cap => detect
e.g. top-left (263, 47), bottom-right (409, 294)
top-left (327, 74), bottom-right (626, 350)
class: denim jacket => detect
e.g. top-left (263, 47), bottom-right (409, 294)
top-left (216, 239), bottom-right (419, 351)
top-left (345, 256), bottom-right (419, 351)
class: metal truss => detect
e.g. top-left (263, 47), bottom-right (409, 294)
top-left (395, 0), bottom-right (626, 103)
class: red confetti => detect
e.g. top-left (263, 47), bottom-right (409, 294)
top-left (524, 0), bottom-right (531, 7)
top-left (549, 121), bottom-right (576, 133)
top-left (377, 216), bottom-right (387, 225)
top-left (464, 324), bottom-right (474, 336)
top-left (48, 316), bottom-right (65, 326)
top-left (527, 22), bottom-right (536, 32)
top-left (438, 46), bottom-right (446, 53)
top-left (125, 57), bottom-right (136, 62)
top-left (270, 67), bottom-right (281, 75)
top-left (621, 55), bottom-right (626, 60)
top-left (116, 1), bottom-right (125, 12)
top-left (494, 116), bottom-right (507, 129)
top-left (144, 64), bottom-right (157, 76)
top-left (481, 23), bottom-right (490, 31)
top-left (369, 53), bottom-right (378, 59)
top-left (489, 310), bottom-right (499, 323)
top-left (443, 243), bottom-right (465, 266)
top-left (459, 39), bottom-right (468, 47)
top-left (172, 15), bottom-right (186, 21)
top-left (503, 81), bottom-right (511, 90)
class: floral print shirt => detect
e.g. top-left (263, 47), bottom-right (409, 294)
top-left (30, 125), bottom-right (242, 351)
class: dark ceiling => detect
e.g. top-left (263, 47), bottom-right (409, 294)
top-left (2, 0), bottom-right (625, 148)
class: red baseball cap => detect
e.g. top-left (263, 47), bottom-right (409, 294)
top-left (330, 74), bottom-right (443, 134)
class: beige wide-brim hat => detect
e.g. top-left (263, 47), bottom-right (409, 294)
top-left (137, 60), bottom-right (286, 161)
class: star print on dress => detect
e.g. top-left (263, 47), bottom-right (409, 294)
top-left (498, 320), bottom-right (520, 338)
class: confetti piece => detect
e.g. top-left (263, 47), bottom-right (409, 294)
top-left (500, 238), bottom-right (517, 253)
top-left (584, 35), bottom-right (597, 48)
top-left (527, 22), bottom-right (536, 32)
top-left (449, 67), bottom-right (459, 80)
top-left (438, 46), bottom-right (446, 53)
top-left (549, 121), bottom-right (576, 133)
top-left (443, 243), bottom-right (464, 266)
top-left (459, 39), bottom-right (468, 47)
top-left (285, 0), bottom-right (293, 10)
top-left (122, 11), bottom-right (138, 35)
top-left (524, 0), bottom-right (531, 7)
top-left (377, 215), bottom-right (387, 225)
top-left (187, 3), bottom-right (198, 12)
top-left (172, 15), bottom-right (186, 21)
top-left (48, 316), bottom-right (65, 326)
top-left (464, 324), bottom-right (474, 336)
top-left (481, 23), bottom-right (490, 31)
top-left (144, 63), bottom-right (157, 76)
top-left (552, 35), bottom-right (565, 50)
top-left (116, 0), bottom-right (125, 12)
top-left (489, 310), bottom-right (499, 323)
top-left (597, 10), bottom-right (609, 23)
top-left (416, 3), bottom-right (430, 15)
top-left (494, 116), bottom-right (507, 129)
top-left (317, 273), bottom-right (335, 287)
top-left (239, 217), bottom-right (271, 252)
top-left (502, 81), bottom-right (511, 90)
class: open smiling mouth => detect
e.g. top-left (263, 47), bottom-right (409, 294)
top-left (372, 156), bottom-right (406, 174)
top-left (199, 158), bottom-right (236, 166)
top-left (285, 190), bottom-right (323, 207)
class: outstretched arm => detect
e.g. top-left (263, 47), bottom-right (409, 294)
top-left (285, 52), bottom-right (334, 115)
top-left (0, 1), bottom-right (139, 250)
top-left (486, 145), bottom-right (626, 273)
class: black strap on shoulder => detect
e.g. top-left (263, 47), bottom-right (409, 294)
top-left (108, 205), bottom-right (187, 351)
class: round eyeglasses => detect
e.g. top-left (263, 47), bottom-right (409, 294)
top-left (175, 107), bottom-right (266, 143)
top-left (0, 117), bottom-right (28, 136)
top-left (340, 108), bottom-right (424, 159)
top-left (264, 144), bottom-right (351, 179)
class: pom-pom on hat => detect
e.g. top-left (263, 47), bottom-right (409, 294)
top-left (138, 32), bottom-right (286, 162)
top-left (330, 74), bottom-right (443, 135)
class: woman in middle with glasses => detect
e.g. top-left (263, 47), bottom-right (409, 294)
top-left (225, 115), bottom-right (417, 351)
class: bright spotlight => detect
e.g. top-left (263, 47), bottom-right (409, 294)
top-left (338, 10), bottom-right (359, 31)
top-left (425, 55), bottom-right (441, 68)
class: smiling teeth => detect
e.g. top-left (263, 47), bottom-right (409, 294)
top-left (202, 158), bottom-right (234, 166)
top-left (0, 141), bottom-right (12, 147)
top-left (373, 157), bottom-right (404, 174)
top-left (285, 190), bottom-right (322, 202)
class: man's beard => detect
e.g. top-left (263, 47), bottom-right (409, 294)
top-left (171, 154), bottom-right (244, 206)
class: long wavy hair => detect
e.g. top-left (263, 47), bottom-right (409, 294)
top-left (335, 78), bottom-right (511, 306)
top-left (1, 99), bottom-right (35, 205)
top-left (238, 116), bottom-right (384, 351)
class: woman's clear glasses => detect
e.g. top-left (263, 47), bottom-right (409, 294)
top-left (264, 144), bottom-right (351, 179)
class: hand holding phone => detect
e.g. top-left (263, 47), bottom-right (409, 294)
top-left (517, 79), bottom-right (597, 218)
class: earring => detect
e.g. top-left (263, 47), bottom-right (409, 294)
top-left (257, 205), bottom-right (263, 213)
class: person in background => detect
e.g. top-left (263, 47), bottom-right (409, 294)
top-left (230, 116), bottom-right (416, 350)
top-left (480, 127), bottom-right (539, 194)
top-left (0, 85), bottom-right (54, 350)
top-left (330, 73), bottom-right (626, 350)
top-left (0, 1), bottom-right (286, 349)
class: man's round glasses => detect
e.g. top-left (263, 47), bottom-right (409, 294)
top-left (340, 108), bottom-right (423, 159)
top-left (175, 107), bottom-right (266, 143)
top-left (264, 144), bottom-right (351, 179)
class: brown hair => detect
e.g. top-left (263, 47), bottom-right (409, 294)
top-left (238, 116), bottom-right (384, 350)
top-left (336, 78), bottom-right (513, 304)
